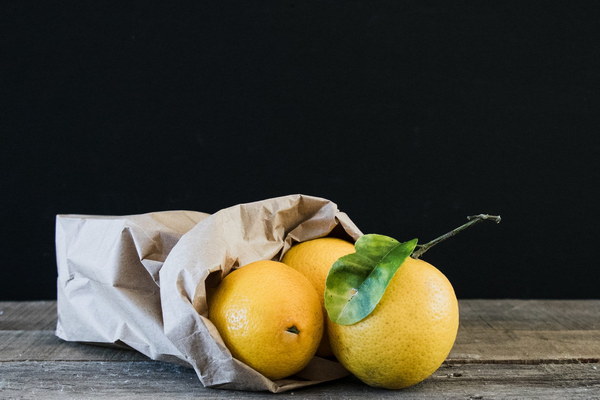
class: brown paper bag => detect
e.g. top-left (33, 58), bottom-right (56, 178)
top-left (55, 194), bottom-right (362, 392)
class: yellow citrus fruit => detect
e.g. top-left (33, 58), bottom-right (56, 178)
top-left (208, 260), bottom-right (323, 380)
top-left (281, 237), bottom-right (356, 357)
top-left (327, 256), bottom-right (459, 389)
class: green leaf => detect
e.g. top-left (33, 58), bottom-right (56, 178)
top-left (324, 234), bottom-right (418, 325)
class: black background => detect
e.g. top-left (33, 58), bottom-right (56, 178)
top-left (3, 2), bottom-right (599, 300)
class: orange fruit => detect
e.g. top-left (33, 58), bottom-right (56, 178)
top-left (281, 237), bottom-right (356, 357)
top-left (327, 257), bottom-right (459, 389)
top-left (208, 260), bottom-right (323, 380)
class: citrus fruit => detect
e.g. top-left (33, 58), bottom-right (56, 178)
top-left (281, 237), bottom-right (356, 356)
top-left (327, 256), bottom-right (459, 389)
top-left (208, 260), bottom-right (323, 380)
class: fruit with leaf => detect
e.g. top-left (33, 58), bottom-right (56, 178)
top-left (280, 214), bottom-right (500, 387)
top-left (324, 214), bottom-right (500, 388)
top-left (207, 214), bottom-right (499, 385)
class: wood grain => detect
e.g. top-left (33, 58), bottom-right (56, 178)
top-left (1, 300), bottom-right (599, 398)
top-left (0, 331), bottom-right (147, 362)
top-left (458, 299), bottom-right (600, 330)
top-left (450, 329), bottom-right (600, 364)
top-left (0, 301), bottom-right (56, 330)
top-left (448, 299), bottom-right (600, 364)
top-left (3, 300), bottom-right (599, 363)
top-left (0, 361), bottom-right (598, 399)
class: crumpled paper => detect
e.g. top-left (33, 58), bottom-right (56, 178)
top-left (55, 194), bottom-right (363, 392)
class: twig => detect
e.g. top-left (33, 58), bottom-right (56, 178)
top-left (412, 214), bottom-right (501, 259)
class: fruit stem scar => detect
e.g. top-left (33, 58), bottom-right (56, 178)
top-left (412, 214), bottom-right (501, 259)
top-left (286, 325), bottom-right (300, 334)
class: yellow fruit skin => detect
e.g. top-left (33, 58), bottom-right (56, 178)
top-left (327, 257), bottom-right (459, 389)
top-left (281, 238), bottom-right (356, 357)
top-left (208, 260), bottom-right (323, 380)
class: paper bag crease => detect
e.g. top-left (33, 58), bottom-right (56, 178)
top-left (56, 194), bottom-right (362, 392)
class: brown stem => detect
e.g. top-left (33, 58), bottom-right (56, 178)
top-left (412, 214), bottom-right (501, 259)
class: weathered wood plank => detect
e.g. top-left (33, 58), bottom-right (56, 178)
top-left (0, 361), bottom-right (598, 399)
top-left (4, 300), bottom-right (600, 332)
top-left (448, 300), bottom-right (600, 363)
top-left (1, 328), bottom-right (598, 365)
top-left (0, 301), bottom-right (56, 330)
top-left (2, 300), bottom-right (600, 364)
top-left (459, 300), bottom-right (600, 330)
top-left (449, 329), bottom-right (600, 363)
top-left (0, 331), bottom-right (147, 362)
top-left (1, 301), bottom-right (600, 398)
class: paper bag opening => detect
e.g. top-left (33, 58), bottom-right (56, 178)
top-left (56, 194), bottom-right (362, 392)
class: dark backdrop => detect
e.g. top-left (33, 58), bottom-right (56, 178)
top-left (3, 2), bottom-right (599, 300)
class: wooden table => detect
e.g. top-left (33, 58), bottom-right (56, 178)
top-left (1, 300), bottom-right (599, 399)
